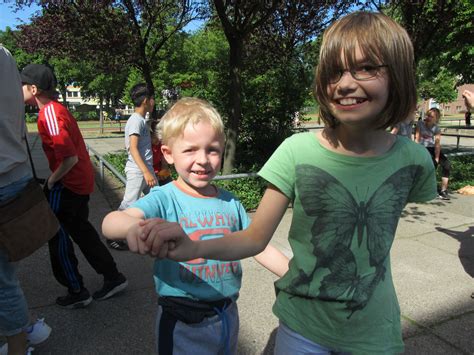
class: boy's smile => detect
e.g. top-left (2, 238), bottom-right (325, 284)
top-left (162, 120), bottom-right (224, 197)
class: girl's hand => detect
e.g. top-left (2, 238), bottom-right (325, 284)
top-left (139, 219), bottom-right (197, 261)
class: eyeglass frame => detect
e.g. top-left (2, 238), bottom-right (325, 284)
top-left (328, 65), bottom-right (388, 84)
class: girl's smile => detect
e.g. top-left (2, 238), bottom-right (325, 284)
top-left (328, 47), bottom-right (389, 127)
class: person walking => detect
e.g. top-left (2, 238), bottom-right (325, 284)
top-left (21, 64), bottom-right (128, 308)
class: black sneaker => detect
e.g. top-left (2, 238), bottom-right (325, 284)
top-left (93, 273), bottom-right (128, 301)
top-left (56, 289), bottom-right (92, 309)
top-left (438, 190), bottom-right (450, 200)
top-left (106, 239), bottom-right (129, 251)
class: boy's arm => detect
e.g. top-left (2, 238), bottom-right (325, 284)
top-left (47, 155), bottom-right (78, 189)
top-left (129, 134), bottom-right (157, 187)
top-left (142, 185), bottom-right (290, 262)
top-left (102, 207), bottom-right (152, 255)
top-left (254, 245), bottom-right (289, 277)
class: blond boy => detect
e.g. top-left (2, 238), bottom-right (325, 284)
top-left (102, 97), bottom-right (288, 354)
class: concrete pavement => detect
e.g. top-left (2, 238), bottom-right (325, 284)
top-left (3, 133), bottom-right (473, 354)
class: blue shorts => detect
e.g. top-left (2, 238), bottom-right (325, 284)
top-left (0, 175), bottom-right (32, 336)
top-left (275, 322), bottom-right (351, 355)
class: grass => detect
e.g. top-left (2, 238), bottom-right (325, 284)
top-left (27, 120), bottom-right (125, 139)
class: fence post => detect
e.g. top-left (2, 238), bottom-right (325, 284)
top-left (99, 160), bottom-right (104, 190)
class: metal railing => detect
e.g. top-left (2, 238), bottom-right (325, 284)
top-left (87, 145), bottom-right (126, 189)
top-left (87, 135), bottom-right (473, 190)
top-left (86, 144), bottom-right (260, 189)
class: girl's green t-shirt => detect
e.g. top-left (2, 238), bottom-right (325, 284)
top-left (259, 132), bottom-right (436, 354)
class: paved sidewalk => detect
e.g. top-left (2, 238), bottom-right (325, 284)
top-left (4, 133), bottom-right (472, 354)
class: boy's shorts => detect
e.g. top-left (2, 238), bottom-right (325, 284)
top-left (155, 297), bottom-right (239, 355)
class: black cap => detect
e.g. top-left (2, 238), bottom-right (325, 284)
top-left (21, 64), bottom-right (57, 91)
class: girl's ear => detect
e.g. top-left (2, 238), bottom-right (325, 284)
top-left (161, 145), bottom-right (174, 164)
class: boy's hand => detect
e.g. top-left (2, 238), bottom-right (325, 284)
top-left (139, 219), bottom-right (197, 261)
top-left (125, 223), bottom-right (151, 255)
top-left (144, 170), bottom-right (157, 187)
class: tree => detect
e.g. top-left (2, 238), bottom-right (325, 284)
top-left (212, 0), bottom-right (280, 173)
top-left (15, 0), bottom-right (207, 94)
top-left (213, 0), bottom-right (354, 171)
top-left (418, 67), bottom-right (458, 111)
top-left (375, 0), bottom-right (473, 83)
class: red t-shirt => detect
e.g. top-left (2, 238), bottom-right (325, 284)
top-left (37, 101), bottom-right (94, 195)
top-left (152, 142), bottom-right (163, 175)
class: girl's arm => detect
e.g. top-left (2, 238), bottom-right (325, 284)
top-left (254, 244), bottom-right (289, 277)
top-left (142, 185), bottom-right (290, 262)
top-left (434, 133), bottom-right (442, 162)
top-left (102, 208), bottom-right (150, 254)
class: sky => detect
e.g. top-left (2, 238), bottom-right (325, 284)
top-left (0, 2), bottom-right (40, 31)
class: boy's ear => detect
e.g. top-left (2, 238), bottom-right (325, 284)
top-left (161, 145), bottom-right (174, 164)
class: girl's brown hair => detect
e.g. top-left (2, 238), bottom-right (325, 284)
top-left (315, 12), bottom-right (417, 129)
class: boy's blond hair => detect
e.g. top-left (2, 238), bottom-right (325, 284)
top-left (315, 11), bottom-right (417, 130)
top-left (158, 97), bottom-right (225, 145)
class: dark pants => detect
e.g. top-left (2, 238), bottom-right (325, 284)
top-left (426, 147), bottom-right (451, 178)
top-left (45, 184), bottom-right (119, 292)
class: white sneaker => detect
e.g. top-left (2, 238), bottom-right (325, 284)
top-left (25, 318), bottom-right (51, 345)
top-left (0, 319), bottom-right (51, 354)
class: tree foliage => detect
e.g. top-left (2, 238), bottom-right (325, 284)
top-left (376, 0), bottom-right (474, 83)
top-left (15, 0), bottom-right (207, 94)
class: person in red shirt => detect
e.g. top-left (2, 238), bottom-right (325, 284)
top-left (21, 64), bottom-right (127, 308)
top-left (150, 118), bottom-right (172, 185)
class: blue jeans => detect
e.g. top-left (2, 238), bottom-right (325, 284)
top-left (274, 322), bottom-right (351, 355)
top-left (0, 175), bottom-right (31, 336)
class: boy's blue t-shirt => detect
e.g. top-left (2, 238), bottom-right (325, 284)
top-left (132, 182), bottom-right (249, 301)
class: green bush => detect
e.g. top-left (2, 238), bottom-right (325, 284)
top-left (103, 151), bottom-right (127, 176)
top-left (72, 110), bottom-right (99, 121)
top-left (442, 155), bottom-right (474, 190)
top-left (215, 175), bottom-right (267, 211)
top-left (25, 113), bottom-right (38, 123)
top-left (102, 152), bottom-right (266, 210)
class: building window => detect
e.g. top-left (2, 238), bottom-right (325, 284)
top-left (456, 106), bottom-right (462, 112)
top-left (72, 91), bottom-right (79, 98)
top-left (445, 106), bottom-right (450, 112)
top-left (67, 91), bottom-right (72, 97)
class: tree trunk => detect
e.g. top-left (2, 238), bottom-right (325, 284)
top-left (60, 87), bottom-right (68, 109)
top-left (222, 37), bottom-right (244, 174)
top-left (99, 95), bottom-right (104, 134)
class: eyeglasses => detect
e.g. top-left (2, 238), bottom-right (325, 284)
top-left (329, 65), bottom-right (388, 84)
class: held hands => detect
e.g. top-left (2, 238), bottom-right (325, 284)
top-left (127, 218), bottom-right (197, 261)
